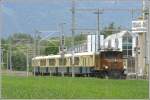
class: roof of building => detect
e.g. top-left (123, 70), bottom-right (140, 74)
top-left (104, 31), bottom-right (132, 42)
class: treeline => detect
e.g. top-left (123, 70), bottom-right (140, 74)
top-left (1, 33), bottom-right (86, 71)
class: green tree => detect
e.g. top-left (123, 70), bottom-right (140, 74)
top-left (2, 33), bottom-right (34, 71)
top-left (74, 34), bottom-right (86, 45)
top-left (101, 22), bottom-right (121, 38)
top-left (44, 40), bottom-right (59, 55)
top-left (11, 51), bottom-right (26, 71)
top-left (45, 45), bottom-right (59, 55)
top-left (11, 33), bottom-right (33, 43)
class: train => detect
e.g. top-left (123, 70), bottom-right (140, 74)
top-left (32, 50), bottom-right (127, 79)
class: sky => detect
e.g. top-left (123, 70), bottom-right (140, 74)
top-left (1, 0), bottom-right (142, 38)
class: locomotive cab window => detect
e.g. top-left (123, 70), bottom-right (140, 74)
top-left (104, 52), bottom-right (115, 59)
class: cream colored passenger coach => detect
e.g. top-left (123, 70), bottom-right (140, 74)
top-left (32, 52), bottom-right (95, 68)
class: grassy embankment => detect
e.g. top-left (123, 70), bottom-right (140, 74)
top-left (2, 75), bottom-right (149, 99)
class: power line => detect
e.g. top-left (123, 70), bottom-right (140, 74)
top-left (94, 8), bottom-right (103, 51)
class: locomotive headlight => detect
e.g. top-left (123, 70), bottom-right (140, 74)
top-left (114, 58), bottom-right (117, 62)
top-left (105, 66), bottom-right (108, 69)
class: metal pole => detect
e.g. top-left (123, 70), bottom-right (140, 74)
top-left (34, 31), bottom-right (36, 57)
top-left (34, 30), bottom-right (40, 56)
top-left (9, 38), bottom-right (12, 71)
top-left (33, 31), bottom-right (37, 76)
top-left (60, 23), bottom-right (66, 76)
top-left (37, 31), bottom-right (41, 56)
top-left (143, 0), bottom-right (148, 78)
top-left (0, 47), bottom-right (1, 71)
top-left (147, 2), bottom-right (150, 99)
top-left (0, 47), bottom-right (2, 98)
top-left (71, 0), bottom-right (75, 77)
top-left (127, 33), bottom-right (129, 72)
top-left (26, 48), bottom-right (29, 77)
top-left (97, 9), bottom-right (100, 51)
top-left (94, 9), bottom-right (102, 70)
top-left (1, 49), bottom-right (2, 69)
top-left (7, 51), bottom-right (9, 71)
top-left (94, 9), bottom-right (102, 51)
top-left (0, 0), bottom-right (2, 98)
top-left (135, 35), bottom-right (139, 79)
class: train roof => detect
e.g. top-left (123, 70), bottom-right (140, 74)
top-left (32, 52), bottom-right (95, 60)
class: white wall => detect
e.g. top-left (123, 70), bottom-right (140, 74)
top-left (104, 32), bottom-right (136, 56)
top-left (132, 36), bottom-right (137, 57)
top-left (87, 35), bottom-right (104, 52)
top-left (118, 38), bottom-right (122, 51)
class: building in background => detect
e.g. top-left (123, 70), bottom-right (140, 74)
top-left (104, 31), bottom-right (136, 57)
top-left (68, 31), bottom-right (136, 57)
top-left (132, 19), bottom-right (147, 77)
top-left (87, 35), bottom-right (104, 52)
top-left (67, 33), bottom-right (104, 53)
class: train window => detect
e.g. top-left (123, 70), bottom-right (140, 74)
top-left (40, 59), bottom-right (46, 66)
top-left (74, 57), bottom-right (79, 65)
top-left (59, 58), bottom-right (67, 65)
top-left (49, 59), bottom-right (56, 66)
top-left (104, 52), bottom-right (114, 59)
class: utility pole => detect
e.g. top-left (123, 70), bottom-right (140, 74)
top-left (143, 0), bottom-right (147, 77)
top-left (71, 0), bottom-right (75, 77)
top-left (94, 8), bottom-right (102, 51)
top-left (33, 31), bottom-right (37, 57)
top-left (26, 48), bottom-right (29, 77)
top-left (34, 30), bottom-right (40, 56)
top-left (37, 31), bottom-right (41, 56)
top-left (94, 9), bottom-right (103, 70)
top-left (143, 0), bottom-right (150, 79)
top-left (142, 0), bottom-right (150, 99)
top-left (0, 47), bottom-right (1, 71)
top-left (33, 30), bottom-right (38, 76)
top-left (59, 23), bottom-right (66, 54)
top-left (7, 51), bottom-right (9, 71)
top-left (9, 36), bottom-right (12, 71)
top-left (0, 0), bottom-right (2, 98)
top-left (59, 23), bottom-right (66, 76)
top-left (147, 1), bottom-right (150, 99)
top-left (0, 48), bottom-right (2, 68)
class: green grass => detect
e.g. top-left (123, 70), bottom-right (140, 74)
top-left (2, 75), bottom-right (149, 99)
